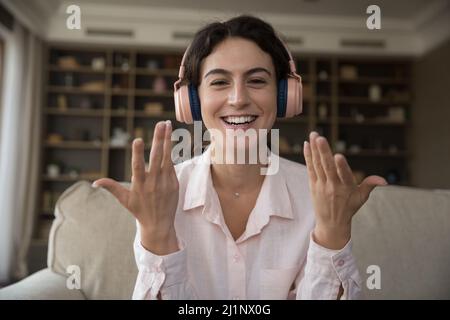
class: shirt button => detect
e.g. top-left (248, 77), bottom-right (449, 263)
top-left (337, 259), bottom-right (345, 267)
top-left (233, 254), bottom-right (240, 262)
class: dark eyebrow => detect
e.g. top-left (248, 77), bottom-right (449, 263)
top-left (203, 67), bottom-right (272, 79)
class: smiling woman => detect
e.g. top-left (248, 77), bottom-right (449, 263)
top-left (198, 38), bottom-right (278, 135)
top-left (93, 14), bottom-right (388, 300)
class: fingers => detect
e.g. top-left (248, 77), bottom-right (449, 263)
top-left (131, 138), bottom-right (146, 186)
top-left (359, 175), bottom-right (388, 202)
top-left (161, 120), bottom-right (175, 172)
top-left (92, 178), bottom-right (130, 208)
top-left (306, 132), bottom-right (349, 185)
top-left (148, 121), bottom-right (166, 175)
top-left (303, 141), bottom-right (317, 183)
top-left (316, 136), bottom-right (340, 184)
top-left (334, 153), bottom-right (355, 185)
top-left (309, 132), bottom-right (326, 182)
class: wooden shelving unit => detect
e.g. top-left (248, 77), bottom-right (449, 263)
top-left (33, 44), bottom-right (413, 248)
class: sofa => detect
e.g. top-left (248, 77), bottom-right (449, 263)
top-left (1, 180), bottom-right (450, 299)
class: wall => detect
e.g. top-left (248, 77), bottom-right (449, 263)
top-left (411, 39), bottom-right (450, 189)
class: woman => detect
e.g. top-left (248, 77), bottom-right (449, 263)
top-left (92, 15), bottom-right (388, 300)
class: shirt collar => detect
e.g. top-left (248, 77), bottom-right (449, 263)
top-left (183, 146), bottom-right (294, 223)
top-left (182, 146), bottom-right (212, 212)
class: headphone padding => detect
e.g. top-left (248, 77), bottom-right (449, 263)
top-left (188, 84), bottom-right (202, 122)
top-left (277, 78), bottom-right (288, 117)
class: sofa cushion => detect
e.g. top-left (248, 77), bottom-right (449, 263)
top-left (352, 185), bottom-right (450, 299)
top-left (48, 180), bottom-right (137, 300)
top-left (48, 180), bottom-right (450, 300)
top-left (0, 268), bottom-right (86, 300)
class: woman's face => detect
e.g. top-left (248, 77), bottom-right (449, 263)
top-left (197, 37), bottom-right (278, 151)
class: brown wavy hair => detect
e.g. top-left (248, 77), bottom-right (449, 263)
top-left (180, 14), bottom-right (291, 88)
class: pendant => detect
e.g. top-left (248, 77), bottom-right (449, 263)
top-left (234, 192), bottom-right (240, 197)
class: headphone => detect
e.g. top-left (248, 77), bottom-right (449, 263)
top-left (173, 35), bottom-right (303, 124)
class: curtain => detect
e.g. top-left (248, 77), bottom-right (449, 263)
top-left (0, 21), bottom-right (43, 283)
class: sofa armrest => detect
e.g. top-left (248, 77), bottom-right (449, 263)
top-left (0, 268), bottom-right (86, 300)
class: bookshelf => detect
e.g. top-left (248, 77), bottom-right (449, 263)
top-left (33, 45), bottom-right (413, 251)
top-left (279, 56), bottom-right (411, 190)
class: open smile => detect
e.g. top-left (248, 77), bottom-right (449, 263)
top-left (221, 115), bottom-right (258, 125)
top-left (219, 115), bottom-right (259, 130)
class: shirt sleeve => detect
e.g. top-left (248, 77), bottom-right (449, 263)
top-left (295, 231), bottom-right (363, 300)
top-left (132, 222), bottom-right (197, 300)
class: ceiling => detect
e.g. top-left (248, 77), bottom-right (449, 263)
top-left (53, 0), bottom-right (442, 20)
top-left (2, 0), bottom-right (449, 56)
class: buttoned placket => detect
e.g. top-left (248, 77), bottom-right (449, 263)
top-left (227, 239), bottom-right (246, 300)
top-left (190, 147), bottom-right (294, 300)
top-left (208, 189), bottom-right (248, 300)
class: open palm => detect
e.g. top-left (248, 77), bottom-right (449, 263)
top-left (92, 120), bottom-right (179, 243)
top-left (303, 131), bottom-right (387, 249)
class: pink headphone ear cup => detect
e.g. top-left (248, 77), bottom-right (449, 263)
top-left (174, 84), bottom-right (194, 124)
top-left (285, 77), bottom-right (303, 118)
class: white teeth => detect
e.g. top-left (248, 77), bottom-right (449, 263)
top-left (223, 115), bottom-right (256, 124)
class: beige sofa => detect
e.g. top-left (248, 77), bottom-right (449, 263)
top-left (1, 180), bottom-right (450, 299)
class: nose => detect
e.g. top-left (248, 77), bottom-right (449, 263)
top-left (228, 80), bottom-right (251, 108)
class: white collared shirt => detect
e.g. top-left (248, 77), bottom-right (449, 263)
top-left (132, 146), bottom-right (362, 300)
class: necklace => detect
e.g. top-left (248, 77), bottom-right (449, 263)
top-left (234, 192), bottom-right (240, 197)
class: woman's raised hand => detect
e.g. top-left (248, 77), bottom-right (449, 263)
top-left (92, 120), bottom-right (180, 255)
top-left (303, 131), bottom-right (388, 250)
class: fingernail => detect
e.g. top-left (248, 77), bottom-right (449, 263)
top-left (92, 182), bottom-right (98, 188)
top-left (166, 120), bottom-right (171, 128)
top-left (304, 141), bottom-right (309, 147)
top-left (135, 138), bottom-right (143, 145)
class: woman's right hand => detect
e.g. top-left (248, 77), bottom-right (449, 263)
top-left (92, 120), bottom-right (180, 255)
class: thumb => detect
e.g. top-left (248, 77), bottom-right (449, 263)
top-left (92, 178), bottom-right (130, 208)
top-left (359, 175), bottom-right (388, 202)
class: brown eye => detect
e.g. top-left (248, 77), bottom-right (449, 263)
top-left (249, 79), bottom-right (266, 84)
top-left (211, 80), bottom-right (228, 86)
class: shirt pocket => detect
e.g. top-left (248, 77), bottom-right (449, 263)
top-left (260, 267), bottom-right (299, 300)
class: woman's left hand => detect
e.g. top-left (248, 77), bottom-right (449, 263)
top-left (303, 131), bottom-right (388, 250)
